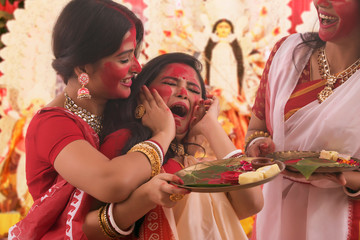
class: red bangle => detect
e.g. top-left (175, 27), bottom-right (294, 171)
top-left (147, 139), bottom-right (165, 159)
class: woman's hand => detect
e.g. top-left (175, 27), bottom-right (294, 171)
top-left (142, 173), bottom-right (190, 208)
top-left (246, 137), bottom-right (275, 157)
top-left (282, 169), bottom-right (347, 186)
top-left (139, 86), bottom-right (176, 142)
top-left (188, 95), bottom-right (220, 139)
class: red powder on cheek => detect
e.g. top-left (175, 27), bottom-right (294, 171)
top-left (101, 61), bottom-right (129, 96)
top-left (318, 1), bottom-right (360, 41)
top-left (149, 85), bottom-right (173, 103)
top-left (332, 1), bottom-right (360, 36)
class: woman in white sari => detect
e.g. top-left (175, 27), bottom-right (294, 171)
top-left (245, 0), bottom-right (360, 239)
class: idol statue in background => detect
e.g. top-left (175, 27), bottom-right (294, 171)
top-left (204, 18), bottom-right (244, 99)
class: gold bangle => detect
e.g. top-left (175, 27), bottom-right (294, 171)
top-left (132, 144), bottom-right (160, 177)
top-left (128, 143), bottom-right (161, 177)
top-left (138, 143), bottom-right (161, 176)
top-left (244, 131), bottom-right (270, 151)
top-left (99, 204), bottom-right (118, 239)
top-left (143, 141), bottom-right (164, 165)
top-left (99, 206), bottom-right (114, 238)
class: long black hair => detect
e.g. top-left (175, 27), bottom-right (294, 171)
top-left (51, 0), bottom-right (144, 83)
top-left (102, 52), bottom-right (207, 237)
top-left (102, 52), bottom-right (207, 153)
top-left (204, 18), bottom-right (244, 94)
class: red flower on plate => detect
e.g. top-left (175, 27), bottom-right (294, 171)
top-left (221, 171), bottom-right (242, 184)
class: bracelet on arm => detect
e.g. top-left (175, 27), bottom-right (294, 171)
top-left (244, 131), bottom-right (270, 152)
top-left (98, 205), bottom-right (118, 239)
top-left (223, 149), bottom-right (244, 159)
top-left (144, 140), bottom-right (164, 165)
top-left (98, 204), bottom-right (135, 239)
top-left (108, 203), bottom-right (135, 236)
top-left (128, 142), bottom-right (161, 178)
top-left (343, 186), bottom-right (360, 199)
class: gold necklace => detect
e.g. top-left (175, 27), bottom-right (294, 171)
top-left (64, 93), bottom-right (103, 134)
top-left (317, 47), bottom-right (360, 103)
top-left (170, 142), bottom-right (185, 156)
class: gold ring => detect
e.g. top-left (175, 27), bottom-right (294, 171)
top-left (169, 193), bottom-right (184, 202)
top-left (135, 104), bottom-right (146, 119)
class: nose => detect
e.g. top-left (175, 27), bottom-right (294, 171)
top-left (176, 86), bottom-right (188, 99)
top-left (131, 57), bottom-right (142, 74)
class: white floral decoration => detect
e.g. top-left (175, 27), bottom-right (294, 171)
top-left (296, 3), bottom-right (319, 33)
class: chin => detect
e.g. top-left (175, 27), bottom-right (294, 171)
top-left (175, 132), bottom-right (187, 142)
top-left (113, 91), bottom-right (131, 99)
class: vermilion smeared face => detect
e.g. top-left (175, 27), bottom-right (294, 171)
top-left (96, 28), bottom-right (141, 99)
top-left (149, 63), bottom-right (202, 139)
top-left (314, 0), bottom-right (360, 42)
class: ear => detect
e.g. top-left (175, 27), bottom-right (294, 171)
top-left (74, 66), bottom-right (86, 77)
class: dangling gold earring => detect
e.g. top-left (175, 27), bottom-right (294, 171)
top-left (77, 73), bottom-right (91, 99)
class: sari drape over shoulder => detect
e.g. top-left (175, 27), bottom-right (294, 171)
top-left (9, 108), bottom-right (99, 240)
top-left (254, 33), bottom-right (360, 240)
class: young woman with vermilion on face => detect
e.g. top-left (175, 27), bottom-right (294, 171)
top-left (246, 0), bottom-right (360, 239)
top-left (8, 0), bottom-right (178, 239)
top-left (82, 53), bottom-right (263, 240)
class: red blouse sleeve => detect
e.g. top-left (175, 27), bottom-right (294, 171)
top-left (252, 36), bottom-right (289, 120)
top-left (26, 110), bottom-right (85, 165)
top-left (25, 109), bottom-right (86, 199)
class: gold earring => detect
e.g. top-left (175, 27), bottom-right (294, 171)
top-left (135, 104), bottom-right (146, 119)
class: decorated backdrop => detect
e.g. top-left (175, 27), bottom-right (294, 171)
top-left (0, 0), bottom-right (317, 237)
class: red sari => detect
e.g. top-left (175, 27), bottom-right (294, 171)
top-left (100, 131), bottom-right (177, 240)
top-left (9, 108), bottom-right (99, 240)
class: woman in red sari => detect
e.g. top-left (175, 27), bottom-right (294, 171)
top-left (8, 1), bottom-right (180, 239)
top-left (245, 0), bottom-right (360, 239)
top-left (83, 52), bottom-right (264, 240)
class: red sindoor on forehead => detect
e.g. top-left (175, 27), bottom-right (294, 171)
top-left (101, 1), bottom-right (135, 26)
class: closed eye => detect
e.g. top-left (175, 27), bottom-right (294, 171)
top-left (188, 88), bottom-right (200, 94)
top-left (162, 80), bottom-right (177, 86)
top-left (119, 59), bottom-right (130, 64)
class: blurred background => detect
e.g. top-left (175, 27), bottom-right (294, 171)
top-left (0, 0), bottom-right (317, 238)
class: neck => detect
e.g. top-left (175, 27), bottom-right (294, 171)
top-left (324, 33), bottom-right (360, 74)
top-left (65, 81), bottom-right (105, 116)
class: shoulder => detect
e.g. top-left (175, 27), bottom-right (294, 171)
top-left (100, 129), bottom-right (132, 158)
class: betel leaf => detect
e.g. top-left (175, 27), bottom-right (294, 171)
top-left (180, 165), bottom-right (232, 185)
top-left (291, 158), bottom-right (339, 179)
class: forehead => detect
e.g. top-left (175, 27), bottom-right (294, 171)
top-left (217, 21), bottom-right (231, 27)
top-left (155, 63), bottom-right (200, 84)
top-left (113, 28), bottom-right (137, 55)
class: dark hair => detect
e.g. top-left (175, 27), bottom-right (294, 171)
top-left (102, 52), bottom-right (206, 150)
top-left (51, 0), bottom-right (144, 83)
top-left (204, 19), bottom-right (244, 94)
top-left (211, 18), bottom-right (234, 34)
top-left (102, 52), bottom-right (206, 237)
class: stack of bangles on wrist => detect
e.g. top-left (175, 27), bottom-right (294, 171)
top-left (128, 140), bottom-right (165, 178)
top-left (223, 149), bottom-right (244, 159)
top-left (99, 203), bottom-right (135, 239)
top-left (244, 131), bottom-right (271, 152)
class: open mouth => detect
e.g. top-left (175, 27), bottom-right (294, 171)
top-left (319, 13), bottom-right (338, 26)
top-left (170, 103), bottom-right (188, 118)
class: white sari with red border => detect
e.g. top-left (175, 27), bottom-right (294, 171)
top-left (255, 33), bottom-right (360, 240)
